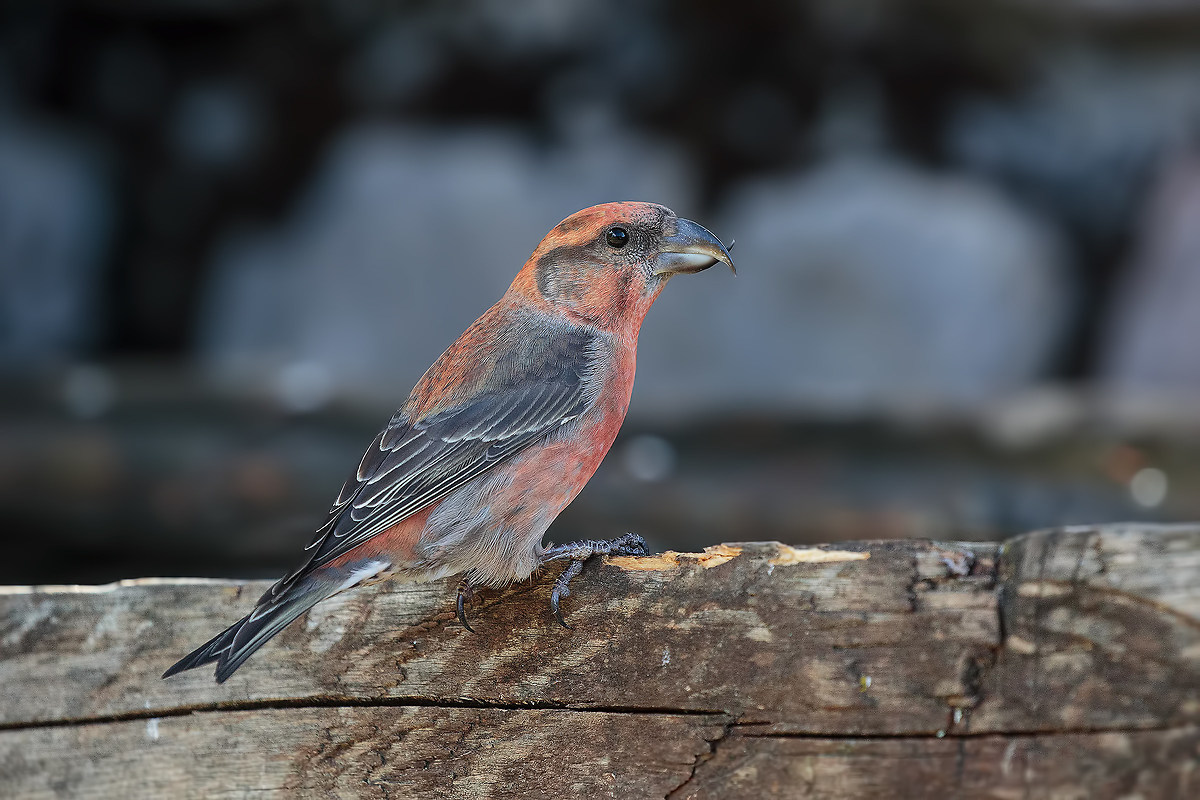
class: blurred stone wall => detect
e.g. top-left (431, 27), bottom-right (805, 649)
top-left (3, 0), bottom-right (1200, 411)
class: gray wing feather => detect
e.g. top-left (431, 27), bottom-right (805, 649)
top-left (280, 326), bottom-right (603, 597)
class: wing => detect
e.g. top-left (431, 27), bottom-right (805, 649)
top-left (270, 324), bottom-right (606, 597)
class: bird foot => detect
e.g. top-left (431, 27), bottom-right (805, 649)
top-left (456, 578), bottom-right (477, 633)
top-left (541, 532), bottom-right (647, 628)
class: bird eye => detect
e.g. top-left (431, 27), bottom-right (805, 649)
top-left (605, 226), bottom-right (629, 249)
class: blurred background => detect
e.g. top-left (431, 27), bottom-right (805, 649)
top-left (3, 0), bottom-right (1200, 585)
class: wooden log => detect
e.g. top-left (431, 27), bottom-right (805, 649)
top-left (1, 524), bottom-right (1197, 798)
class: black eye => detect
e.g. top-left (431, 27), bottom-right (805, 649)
top-left (605, 226), bottom-right (629, 248)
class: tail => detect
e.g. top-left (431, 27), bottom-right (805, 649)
top-left (162, 584), bottom-right (330, 683)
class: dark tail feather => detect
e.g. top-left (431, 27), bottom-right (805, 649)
top-left (161, 616), bottom-right (241, 679)
top-left (162, 588), bottom-right (328, 683)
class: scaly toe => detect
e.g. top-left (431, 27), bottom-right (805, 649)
top-left (550, 559), bottom-right (584, 629)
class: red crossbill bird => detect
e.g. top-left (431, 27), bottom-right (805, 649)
top-left (163, 201), bottom-right (734, 683)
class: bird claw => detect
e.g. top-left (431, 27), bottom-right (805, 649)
top-left (456, 578), bottom-right (477, 633)
top-left (542, 533), bottom-right (648, 628)
top-left (550, 560), bottom-right (584, 629)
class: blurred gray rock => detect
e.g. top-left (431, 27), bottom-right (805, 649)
top-left (948, 49), bottom-right (1200, 239)
top-left (1102, 151), bottom-right (1200, 393)
top-left (198, 122), bottom-right (697, 405)
top-left (635, 157), bottom-right (1073, 412)
top-left (0, 126), bottom-right (112, 367)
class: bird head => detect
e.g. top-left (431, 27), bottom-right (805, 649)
top-left (515, 202), bottom-right (735, 331)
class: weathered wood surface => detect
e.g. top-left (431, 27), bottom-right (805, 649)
top-left (1, 524), bottom-right (1198, 798)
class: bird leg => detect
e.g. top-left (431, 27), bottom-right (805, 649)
top-left (540, 532), bottom-right (647, 628)
top-left (456, 578), bottom-right (477, 633)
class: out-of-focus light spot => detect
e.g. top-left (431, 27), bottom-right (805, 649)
top-left (1130, 467), bottom-right (1168, 508)
top-left (623, 434), bottom-right (676, 482)
top-left (62, 364), bottom-right (117, 419)
top-left (171, 82), bottom-right (260, 167)
top-left (276, 361), bottom-right (333, 413)
top-left (1103, 443), bottom-right (1146, 484)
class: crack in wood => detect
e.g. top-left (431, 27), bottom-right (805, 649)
top-left (0, 697), bottom-right (729, 733)
top-left (728, 722), bottom-right (1198, 739)
top-left (664, 716), bottom-right (736, 800)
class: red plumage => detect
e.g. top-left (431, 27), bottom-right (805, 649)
top-left (164, 201), bottom-right (733, 682)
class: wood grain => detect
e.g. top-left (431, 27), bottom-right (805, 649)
top-left (1, 524), bottom-right (1197, 798)
top-left (673, 727), bottom-right (1199, 799)
top-left (2, 708), bottom-right (727, 799)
